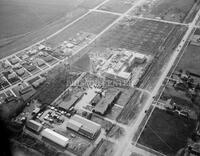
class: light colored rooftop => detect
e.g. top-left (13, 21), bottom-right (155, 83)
top-left (41, 128), bottom-right (69, 147)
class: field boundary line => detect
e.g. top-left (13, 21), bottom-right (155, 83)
top-left (136, 143), bottom-right (167, 156)
top-left (129, 15), bottom-right (188, 26)
top-left (133, 105), bottom-right (155, 145)
top-left (92, 9), bottom-right (122, 16)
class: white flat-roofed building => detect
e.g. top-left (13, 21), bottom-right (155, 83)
top-left (100, 51), bottom-right (146, 82)
top-left (67, 120), bottom-right (82, 132)
top-left (41, 128), bottom-right (69, 147)
top-left (134, 52), bottom-right (146, 63)
top-left (103, 69), bottom-right (116, 80)
top-left (117, 70), bottom-right (131, 81)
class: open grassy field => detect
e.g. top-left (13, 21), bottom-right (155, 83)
top-left (138, 108), bottom-right (196, 155)
top-left (176, 44), bottom-right (200, 76)
top-left (0, 0), bottom-right (106, 58)
top-left (0, 0), bottom-right (105, 40)
top-left (46, 12), bottom-right (118, 47)
top-left (98, 0), bottom-right (136, 13)
top-left (129, 0), bottom-right (199, 23)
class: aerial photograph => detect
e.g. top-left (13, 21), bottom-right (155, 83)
top-left (0, 0), bottom-right (200, 156)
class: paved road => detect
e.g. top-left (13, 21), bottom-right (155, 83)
top-left (115, 5), bottom-right (200, 156)
top-left (1, 0), bottom-right (200, 155)
top-left (0, 0), bottom-right (125, 95)
top-left (93, 9), bottom-right (189, 26)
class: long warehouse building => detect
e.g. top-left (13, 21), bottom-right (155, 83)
top-left (67, 114), bottom-right (101, 139)
top-left (41, 128), bottom-right (69, 147)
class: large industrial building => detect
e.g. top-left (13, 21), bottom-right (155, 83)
top-left (58, 92), bottom-right (83, 111)
top-left (41, 128), bottom-right (69, 147)
top-left (93, 89), bottom-right (121, 115)
top-left (67, 114), bottom-right (101, 139)
top-left (94, 50), bottom-right (147, 82)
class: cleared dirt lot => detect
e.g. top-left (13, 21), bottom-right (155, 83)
top-left (138, 108), bottom-right (196, 155)
top-left (46, 12), bottom-right (118, 47)
top-left (0, 0), bottom-right (106, 58)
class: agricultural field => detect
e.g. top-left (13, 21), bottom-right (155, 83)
top-left (46, 12), bottom-right (118, 48)
top-left (137, 108), bottom-right (196, 155)
top-left (0, 0), bottom-right (106, 58)
top-left (129, 0), bottom-right (200, 23)
top-left (98, 0), bottom-right (136, 13)
top-left (89, 18), bottom-right (177, 55)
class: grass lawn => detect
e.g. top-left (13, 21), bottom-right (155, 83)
top-left (138, 108), bottom-right (196, 155)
